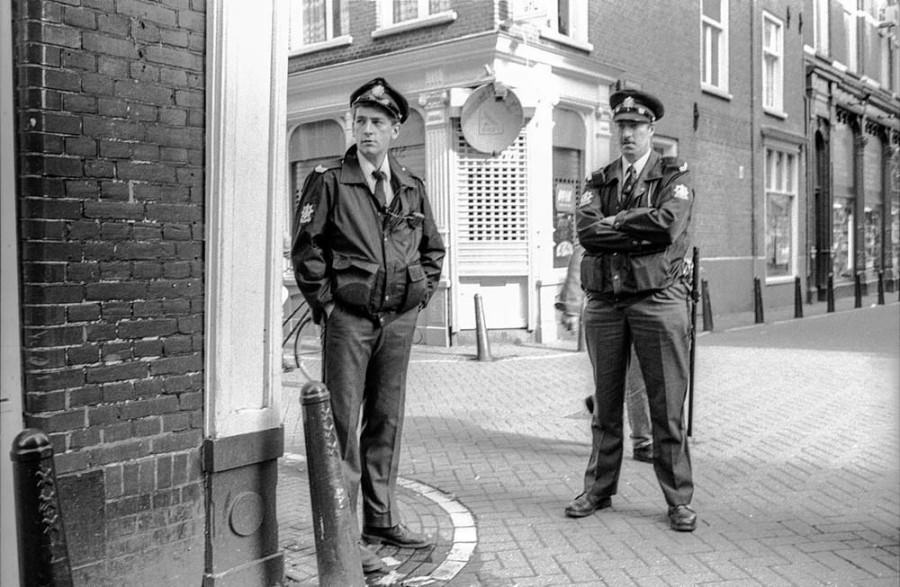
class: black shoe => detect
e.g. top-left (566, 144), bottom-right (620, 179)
top-left (584, 395), bottom-right (594, 414)
top-left (359, 542), bottom-right (385, 574)
top-left (633, 446), bottom-right (654, 463)
top-left (668, 505), bottom-right (697, 532)
top-left (362, 523), bottom-right (433, 549)
top-left (564, 493), bottom-right (611, 518)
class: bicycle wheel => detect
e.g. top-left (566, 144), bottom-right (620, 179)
top-left (292, 314), bottom-right (321, 380)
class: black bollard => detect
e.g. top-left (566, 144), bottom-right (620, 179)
top-left (301, 382), bottom-right (365, 587)
top-left (10, 428), bottom-right (73, 587)
top-left (826, 273), bottom-right (835, 313)
top-left (794, 276), bottom-right (803, 319)
top-left (877, 271), bottom-right (885, 305)
top-left (474, 293), bottom-right (493, 361)
top-left (753, 277), bottom-right (764, 323)
top-left (701, 278), bottom-right (714, 331)
top-left (854, 272), bottom-right (862, 308)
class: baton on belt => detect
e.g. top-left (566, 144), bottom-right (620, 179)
top-left (687, 246), bottom-right (700, 437)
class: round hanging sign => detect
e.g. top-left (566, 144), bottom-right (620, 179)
top-left (460, 83), bottom-right (524, 155)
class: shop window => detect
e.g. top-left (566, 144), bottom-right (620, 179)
top-left (552, 108), bottom-right (586, 268)
top-left (390, 109), bottom-right (426, 178)
top-left (762, 12), bottom-right (784, 115)
top-left (702, 0), bottom-right (730, 96)
top-left (833, 196), bottom-right (855, 279)
top-left (289, 119), bottom-right (346, 221)
top-left (764, 147), bottom-right (798, 280)
top-left (289, 0), bottom-right (351, 53)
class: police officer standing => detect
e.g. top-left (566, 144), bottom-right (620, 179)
top-left (564, 89), bottom-right (697, 532)
top-left (292, 78), bottom-right (446, 573)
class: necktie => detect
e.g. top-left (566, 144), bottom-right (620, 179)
top-left (620, 165), bottom-right (635, 204)
top-left (372, 170), bottom-right (387, 208)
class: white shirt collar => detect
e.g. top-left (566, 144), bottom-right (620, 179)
top-left (359, 155), bottom-right (391, 191)
top-left (622, 149), bottom-right (652, 178)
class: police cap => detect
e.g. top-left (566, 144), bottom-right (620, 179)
top-left (610, 89), bottom-right (664, 123)
top-left (350, 77), bottom-right (409, 123)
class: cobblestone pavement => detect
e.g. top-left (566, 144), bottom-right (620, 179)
top-left (279, 298), bottom-right (899, 586)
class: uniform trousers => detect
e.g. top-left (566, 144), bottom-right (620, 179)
top-left (623, 350), bottom-right (652, 451)
top-left (582, 280), bottom-right (694, 507)
top-left (323, 304), bottom-right (418, 530)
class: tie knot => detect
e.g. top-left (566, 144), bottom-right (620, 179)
top-left (372, 170), bottom-right (386, 181)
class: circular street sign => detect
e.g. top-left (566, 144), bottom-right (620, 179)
top-left (460, 83), bottom-right (524, 155)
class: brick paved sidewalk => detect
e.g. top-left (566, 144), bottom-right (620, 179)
top-left (279, 298), bottom-right (899, 585)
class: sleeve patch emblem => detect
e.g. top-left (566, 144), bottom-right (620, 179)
top-left (673, 184), bottom-right (690, 200)
top-left (579, 190), bottom-right (594, 207)
top-left (299, 203), bottom-right (314, 224)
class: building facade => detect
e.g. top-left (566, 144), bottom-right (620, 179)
top-left (285, 0), bottom-right (899, 346)
top-left (3, 1), bottom-right (289, 585)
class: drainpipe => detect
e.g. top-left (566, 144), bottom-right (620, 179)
top-left (749, 0), bottom-right (759, 279)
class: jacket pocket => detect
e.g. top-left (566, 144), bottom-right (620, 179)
top-left (580, 255), bottom-right (605, 292)
top-left (332, 255), bottom-right (380, 311)
top-left (630, 251), bottom-right (670, 291)
top-left (399, 262), bottom-right (428, 312)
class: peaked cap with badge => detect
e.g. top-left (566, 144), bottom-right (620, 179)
top-left (610, 89), bottom-right (665, 124)
top-left (350, 77), bottom-right (410, 123)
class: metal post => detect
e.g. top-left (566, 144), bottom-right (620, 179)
top-left (10, 428), bottom-right (73, 587)
top-left (827, 273), bottom-right (835, 312)
top-left (753, 277), bottom-right (764, 324)
top-left (474, 293), bottom-right (493, 362)
top-left (877, 270), bottom-right (885, 305)
top-left (794, 276), bottom-right (803, 319)
top-left (701, 278), bottom-right (714, 331)
top-left (301, 382), bottom-right (365, 587)
top-left (854, 272), bottom-right (862, 308)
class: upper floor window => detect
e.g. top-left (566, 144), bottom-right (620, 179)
top-left (289, 0), bottom-right (350, 53)
top-left (545, 0), bottom-right (589, 45)
top-left (814, 0), bottom-right (830, 54)
top-left (701, 0), bottom-right (729, 95)
top-left (374, 0), bottom-right (456, 37)
top-left (841, 0), bottom-right (859, 72)
top-left (762, 12), bottom-right (784, 114)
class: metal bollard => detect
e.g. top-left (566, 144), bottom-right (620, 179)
top-left (301, 382), bottom-right (365, 587)
top-left (701, 278), bottom-right (714, 331)
top-left (877, 271), bottom-right (885, 305)
top-left (473, 293), bottom-right (493, 362)
top-left (10, 428), bottom-right (73, 587)
top-left (854, 272), bottom-right (862, 308)
top-left (753, 277), bottom-right (764, 324)
top-left (826, 273), bottom-right (835, 313)
top-left (794, 276), bottom-right (803, 319)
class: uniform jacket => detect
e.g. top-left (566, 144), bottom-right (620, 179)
top-left (291, 145), bottom-right (445, 324)
top-left (576, 150), bottom-right (693, 298)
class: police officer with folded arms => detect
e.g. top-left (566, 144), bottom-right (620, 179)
top-left (564, 88), bottom-right (697, 532)
top-left (292, 78), bottom-right (446, 573)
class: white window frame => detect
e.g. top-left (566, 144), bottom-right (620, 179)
top-left (814, 0), bottom-right (830, 54)
top-left (289, 0), bottom-right (352, 55)
top-left (762, 11), bottom-right (785, 117)
top-left (373, 0), bottom-right (457, 38)
top-left (701, 0), bottom-right (730, 98)
top-left (764, 144), bottom-right (800, 283)
top-left (540, 0), bottom-right (592, 50)
top-left (842, 0), bottom-right (859, 73)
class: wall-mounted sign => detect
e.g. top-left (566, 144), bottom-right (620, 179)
top-left (460, 82), bottom-right (524, 155)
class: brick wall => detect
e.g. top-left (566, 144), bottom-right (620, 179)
top-left (13, 0), bottom-right (206, 583)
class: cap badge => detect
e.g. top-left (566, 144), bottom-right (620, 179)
top-left (371, 85), bottom-right (385, 98)
top-left (622, 96), bottom-right (635, 109)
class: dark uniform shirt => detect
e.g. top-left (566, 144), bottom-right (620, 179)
top-left (291, 145), bottom-right (445, 324)
top-left (576, 150), bottom-right (693, 300)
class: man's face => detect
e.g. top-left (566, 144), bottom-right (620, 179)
top-left (352, 105), bottom-right (399, 165)
top-left (616, 120), bottom-right (654, 162)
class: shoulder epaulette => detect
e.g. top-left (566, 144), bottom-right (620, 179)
top-left (588, 170), bottom-right (606, 187)
top-left (662, 157), bottom-right (688, 173)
